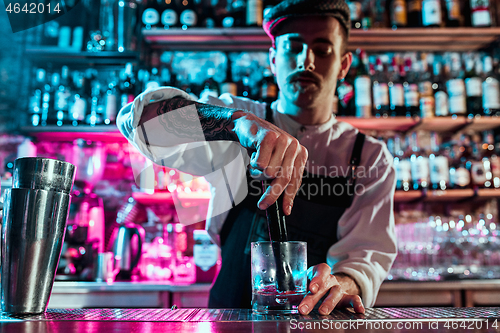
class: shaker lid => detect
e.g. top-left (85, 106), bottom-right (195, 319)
top-left (12, 157), bottom-right (76, 194)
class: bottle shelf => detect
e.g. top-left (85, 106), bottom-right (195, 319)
top-left (132, 191), bottom-right (211, 206)
top-left (25, 47), bottom-right (140, 65)
top-left (339, 116), bottom-right (419, 132)
top-left (133, 189), bottom-right (499, 205)
top-left (21, 115), bottom-right (500, 143)
top-left (142, 27), bottom-right (500, 52)
top-left (339, 116), bottom-right (500, 132)
top-left (394, 188), bottom-right (500, 203)
top-left (20, 125), bottom-right (128, 143)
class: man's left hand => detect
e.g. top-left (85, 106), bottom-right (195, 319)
top-left (298, 263), bottom-right (365, 315)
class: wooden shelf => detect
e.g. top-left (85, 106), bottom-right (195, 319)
top-left (142, 27), bottom-right (500, 52)
top-left (339, 116), bottom-right (418, 132)
top-left (339, 116), bottom-right (500, 132)
top-left (425, 189), bottom-right (475, 201)
top-left (21, 125), bottom-right (128, 143)
top-left (349, 27), bottom-right (500, 52)
top-left (477, 188), bottom-right (500, 198)
top-left (395, 188), bottom-right (500, 203)
top-left (394, 190), bottom-right (424, 202)
top-left (464, 116), bottom-right (500, 131)
top-left (412, 116), bottom-right (469, 132)
top-left (25, 48), bottom-right (140, 66)
top-left (132, 191), bottom-right (210, 206)
top-left (132, 191), bottom-right (174, 205)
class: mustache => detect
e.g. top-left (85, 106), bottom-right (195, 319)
top-left (288, 71), bottom-right (320, 84)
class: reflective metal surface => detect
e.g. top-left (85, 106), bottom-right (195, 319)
top-left (0, 307), bottom-right (498, 322)
top-left (12, 157), bottom-right (76, 194)
top-left (2, 188), bottom-right (71, 314)
top-left (2, 157), bottom-right (75, 315)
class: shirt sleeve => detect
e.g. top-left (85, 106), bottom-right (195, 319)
top-left (327, 137), bottom-right (397, 308)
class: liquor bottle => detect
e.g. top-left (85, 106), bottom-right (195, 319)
top-left (462, 0), bottom-right (472, 26)
top-left (220, 54), bottom-right (238, 95)
top-left (28, 68), bottom-right (46, 127)
top-left (482, 55), bottom-right (500, 117)
top-left (160, 0), bottom-right (179, 29)
top-left (260, 67), bottom-right (278, 105)
top-left (200, 68), bottom-right (220, 100)
top-left (422, 0), bottom-right (442, 27)
top-left (197, 0), bottom-right (215, 28)
top-left (86, 80), bottom-right (104, 127)
top-left (213, 0), bottom-right (230, 27)
top-left (40, 72), bottom-right (54, 126)
top-left (444, 0), bottom-right (462, 27)
top-left (222, 0), bottom-right (246, 27)
top-left (361, 3), bottom-right (374, 29)
top-left (104, 71), bottom-right (119, 125)
top-left (391, 0), bottom-right (408, 28)
top-left (142, 0), bottom-right (161, 29)
top-left (470, 0), bottom-right (492, 27)
top-left (449, 134), bottom-right (472, 189)
top-left (418, 53), bottom-right (434, 98)
top-left (446, 53), bottom-right (467, 117)
top-left (432, 59), bottom-right (449, 117)
top-left (119, 63), bottom-right (137, 108)
top-left (394, 133), bottom-right (412, 191)
top-left (372, 0), bottom-right (389, 28)
top-left (177, 0), bottom-right (198, 28)
top-left (68, 71), bottom-right (88, 127)
top-left (389, 55), bottom-right (405, 117)
top-left (429, 131), bottom-right (449, 190)
top-left (470, 133), bottom-right (492, 188)
top-left (246, 0), bottom-right (263, 26)
top-left (410, 131), bottom-right (430, 190)
top-left (348, 1), bottom-right (363, 29)
top-left (407, 0), bottom-right (422, 27)
top-left (42, 20), bottom-right (60, 46)
top-left (239, 74), bottom-right (252, 99)
top-left (54, 66), bottom-right (72, 126)
top-left (193, 230), bottom-right (219, 283)
top-left (337, 53), bottom-right (357, 117)
top-left (483, 130), bottom-right (500, 188)
top-left (354, 49), bottom-right (372, 118)
top-left (403, 57), bottom-right (420, 117)
top-left (144, 52), bottom-right (162, 91)
top-left (464, 54), bottom-right (483, 118)
top-left (372, 57), bottom-right (390, 117)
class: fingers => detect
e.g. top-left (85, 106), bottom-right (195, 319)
top-left (299, 264), bottom-right (365, 315)
top-left (254, 135), bottom-right (306, 215)
top-left (337, 295), bottom-right (365, 314)
top-left (318, 285), bottom-right (345, 315)
top-left (236, 114), bottom-right (308, 212)
top-left (257, 141), bottom-right (296, 213)
top-left (299, 264), bottom-right (336, 315)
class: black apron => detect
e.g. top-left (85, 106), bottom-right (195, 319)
top-left (208, 105), bottom-right (365, 308)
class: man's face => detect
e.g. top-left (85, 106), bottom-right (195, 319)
top-left (270, 16), bottom-right (351, 111)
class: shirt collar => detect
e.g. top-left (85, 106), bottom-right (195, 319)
top-left (274, 99), bottom-right (338, 137)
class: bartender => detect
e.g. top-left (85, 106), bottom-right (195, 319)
top-left (117, 0), bottom-right (396, 315)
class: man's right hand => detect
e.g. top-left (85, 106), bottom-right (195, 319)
top-left (230, 111), bottom-right (308, 215)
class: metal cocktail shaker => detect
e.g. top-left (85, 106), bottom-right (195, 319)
top-left (1, 157), bottom-right (75, 314)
